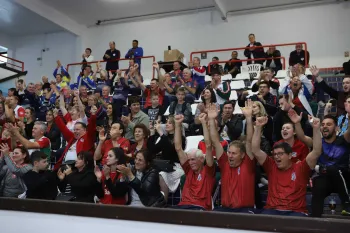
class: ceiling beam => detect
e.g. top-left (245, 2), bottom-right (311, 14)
top-left (13, 0), bottom-right (86, 36)
top-left (213, 0), bottom-right (228, 21)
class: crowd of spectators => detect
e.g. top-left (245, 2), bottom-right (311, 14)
top-left (0, 34), bottom-right (350, 219)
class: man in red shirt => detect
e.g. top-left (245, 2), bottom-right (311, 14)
top-left (212, 100), bottom-right (256, 213)
top-left (94, 122), bottom-right (130, 165)
top-left (53, 109), bottom-right (96, 170)
top-left (7, 96), bottom-right (25, 121)
top-left (251, 115), bottom-right (322, 216)
top-left (273, 122), bottom-right (309, 163)
top-left (174, 113), bottom-right (215, 210)
top-left (7, 121), bottom-right (51, 160)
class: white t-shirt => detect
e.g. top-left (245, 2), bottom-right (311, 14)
top-left (129, 171), bottom-right (144, 207)
top-left (65, 141), bottom-right (77, 161)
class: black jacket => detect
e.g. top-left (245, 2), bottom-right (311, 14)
top-left (147, 134), bottom-right (185, 164)
top-left (265, 50), bottom-right (282, 70)
top-left (343, 60), bottom-right (350, 75)
top-left (289, 50), bottom-right (310, 66)
top-left (244, 42), bottom-right (265, 64)
top-left (129, 167), bottom-right (166, 207)
top-left (45, 123), bottom-right (61, 150)
top-left (23, 170), bottom-right (58, 200)
top-left (218, 114), bottom-right (244, 141)
top-left (58, 168), bottom-right (99, 203)
top-left (103, 49), bottom-right (121, 71)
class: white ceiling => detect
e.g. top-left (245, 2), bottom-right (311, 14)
top-left (36, 0), bottom-right (334, 26)
top-left (0, 0), bottom-right (65, 36)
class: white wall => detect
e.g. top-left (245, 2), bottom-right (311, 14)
top-left (84, 3), bottom-right (350, 71)
top-left (6, 2), bottom-right (350, 87)
top-left (12, 31), bottom-right (79, 83)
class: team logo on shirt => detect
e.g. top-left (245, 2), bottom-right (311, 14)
top-left (291, 172), bottom-right (296, 181)
top-left (292, 152), bottom-right (297, 158)
top-left (197, 174), bottom-right (202, 181)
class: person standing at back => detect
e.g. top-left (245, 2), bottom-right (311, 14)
top-left (289, 44), bottom-right (310, 67)
top-left (103, 41), bottom-right (120, 72)
top-left (125, 40), bottom-right (144, 69)
top-left (244, 34), bottom-right (265, 65)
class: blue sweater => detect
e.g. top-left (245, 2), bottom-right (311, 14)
top-left (125, 47), bottom-right (144, 66)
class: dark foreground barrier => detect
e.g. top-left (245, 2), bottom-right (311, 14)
top-left (0, 198), bottom-right (350, 233)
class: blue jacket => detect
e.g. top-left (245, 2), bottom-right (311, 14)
top-left (53, 66), bottom-right (71, 84)
top-left (74, 75), bottom-right (96, 90)
top-left (125, 47), bottom-right (144, 65)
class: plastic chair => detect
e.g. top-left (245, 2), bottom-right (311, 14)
top-left (229, 90), bottom-right (238, 100)
top-left (191, 103), bottom-right (198, 115)
top-left (205, 75), bottom-right (212, 82)
top-left (233, 103), bottom-right (243, 114)
top-left (230, 80), bottom-right (246, 90)
top-left (221, 74), bottom-right (232, 81)
top-left (164, 105), bottom-right (170, 116)
top-left (241, 64), bottom-right (262, 80)
top-left (185, 135), bottom-right (204, 152)
top-left (234, 73), bottom-right (250, 81)
top-left (276, 70), bottom-right (288, 78)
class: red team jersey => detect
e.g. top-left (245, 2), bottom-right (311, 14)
top-left (218, 153), bottom-right (255, 208)
top-left (14, 105), bottom-right (25, 119)
top-left (263, 157), bottom-right (311, 213)
top-left (274, 139), bottom-right (309, 163)
top-left (101, 138), bottom-right (130, 165)
top-left (198, 139), bottom-right (228, 158)
top-left (99, 171), bottom-right (126, 205)
top-left (178, 161), bottom-right (216, 210)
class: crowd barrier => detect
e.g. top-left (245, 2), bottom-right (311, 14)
top-left (66, 56), bottom-right (156, 79)
top-left (190, 42), bottom-right (308, 67)
top-left (0, 198), bottom-right (349, 233)
top-left (0, 54), bottom-right (24, 72)
top-left (207, 56), bottom-right (286, 74)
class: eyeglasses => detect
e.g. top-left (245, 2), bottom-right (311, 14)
top-left (273, 152), bottom-right (287, 157)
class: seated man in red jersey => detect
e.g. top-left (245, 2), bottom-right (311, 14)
top-left (273, 122), bottom-right (309, 163)
top-left (210, 101), bottom-right (256, 213)
top-left (252, 115), bottom-right (322, 216)
top-left (94, 122), bottom-right (130, 164)
top-left (173, 112), bottom-right (215, 211)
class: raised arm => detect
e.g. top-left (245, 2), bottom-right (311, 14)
top-left (6, 124), bottom-right (41, 149)
top-left (288, 109), bottom-right (313, 147)
top-left (310, 65), bottom-right (338, 99)
top-left (4, 99), bottom-right (15, 123)
top-left (199, 112), bottom-right (214, 167)
top-left (251, 116), bottom-right (269, 165)
top-left (59, 93), bottom-right (68, 116)
top-left (206, 104), bottom-right (223, 161)
top-left (241, 99), bottom-right (254, 160)
top-left (305, 118), bottom-right (322, 169)
top-left (94, 129), bottom-right (107, 161)
top-left (174, 115), bottom-right (188, 165)
top-left (0, 144), bottom-right (32, 176)
top-left (73, 90), bottom-right (86, 119)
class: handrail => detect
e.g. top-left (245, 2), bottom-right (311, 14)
top-left (190, 42), bottom-right (308, 67)
top-left (66, 56), bottom-right (156, 78)
top-left (208, 56), bottom-right (286, 74)
top-left (0, 54), bottom-right (24, 72)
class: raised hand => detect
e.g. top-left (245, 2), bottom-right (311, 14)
top-left (198, 113), bottom-right (208, 124)
top-left (103, 165), bottom-right (111, 178)
top-left (207, 103), bottom-right (218, 120)
top-left (0, 143), bottom-right (10, 156)
top-left (52, 108), bottom-right (59, 118)
top-left (94, 166), bottom-right (102, 181)
top-left (90, 105), bottom-right (98, 115)
top-left (57, 169), bottom-right (65, 181)
top-left (99, 128), bottom-right (107, 142)
top-left (197, 103), bottom-right (205, 113)
top-left (255, 116), bottom-right (268, 127)
top-left (73, 90), bottom-right (79, 97)
top-left (309, 65), bottom-right (320, 77)
top-left (152, 62), bottom-right (159, 70)
top-left (4, 123), bottom-right (15, 134)
top-left (241, 99), bottom-right (253, 117)
top-left (116, 69), bottom-right (122, 76)
top-left (287, 109), bottom-right (302, 124)
top-left (311, 117), bottom-right (321, 129)
top-left (57, 60), bottom-right (62, 68)
top-left (174, 114), bottom-right (184, 124)
top-left (116, 164), bottom-right (132, 177)
top-left (121, 115), bottom-right (130, 125)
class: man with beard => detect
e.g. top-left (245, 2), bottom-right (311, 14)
top-left (252, 112), bottom-right (322, 216)
top-left (311, 65), bottom-right (350, 116)
top-left (289, 110), bottom-right (350, 216)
